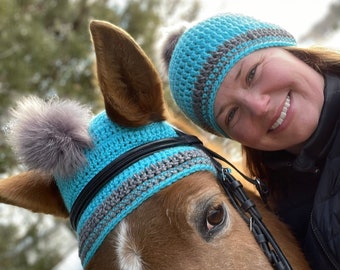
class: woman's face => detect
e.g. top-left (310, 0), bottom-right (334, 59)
top-left (214, 47), bottom-right (325, 153)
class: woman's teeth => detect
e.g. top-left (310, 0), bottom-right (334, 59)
top-left (270, 95), bottom-right (290, 131)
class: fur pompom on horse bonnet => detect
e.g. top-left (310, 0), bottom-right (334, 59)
top-left (7, 96), bottom-right (93, 178)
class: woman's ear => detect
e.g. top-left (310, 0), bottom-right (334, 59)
top-left (0, 170), bottom-right (68, 218)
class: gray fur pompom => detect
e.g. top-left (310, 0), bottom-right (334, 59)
top-left (7, 96), bottom-right (93, 178)
top-left (161, 26), bottom-right (187, 72)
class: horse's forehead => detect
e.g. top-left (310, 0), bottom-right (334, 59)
top-left (90, 170), bottom-right (279, 269)
top-left (115, 173), bottom-right (228, 264)
top-left (116, 220), bottom-right (143, 270)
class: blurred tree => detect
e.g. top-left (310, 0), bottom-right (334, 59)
top-left (0, 0), bottom-right (200, 269)
top-left (0, 208), bottom-right (76, 270)
top-left (300, 0), bottom-right (340, 42)
top-left (0, 0), bottom-right (200, 173)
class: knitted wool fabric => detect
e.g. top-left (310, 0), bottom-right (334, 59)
top-left (55, 111), bottom-right (217, 267)
top-left (168, 13), bottom-right (297, 136)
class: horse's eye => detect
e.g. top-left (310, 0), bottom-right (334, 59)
top-left (202, 203), bottom-right (228, 241)
top-left (193, 199), bottom-right (228, 241)
top-left (206, 204), bottom-right (225, 231)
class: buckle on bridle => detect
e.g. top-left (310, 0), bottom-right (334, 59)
top-left (255, 178), bottom-right (269, 204)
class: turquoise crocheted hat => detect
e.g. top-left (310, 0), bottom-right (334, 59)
top-left (167, 13), bottom-right (296, 136)
top-left (8, 97), bottom-right (217, 268)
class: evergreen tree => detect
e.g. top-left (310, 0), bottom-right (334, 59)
top-left (300, 0), bottom-right (340, 41)
top-left (0, 0), bottom-right (200, 172)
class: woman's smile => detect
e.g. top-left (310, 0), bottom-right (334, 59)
top-left (269, 93), bottom-right (291, 132)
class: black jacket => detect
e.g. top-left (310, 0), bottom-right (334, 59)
top-left (264, 73), bottom-right (340, 270)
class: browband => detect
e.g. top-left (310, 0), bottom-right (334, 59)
top-left (70, 130), bottom-right (205, 230)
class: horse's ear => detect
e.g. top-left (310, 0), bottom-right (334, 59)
top-left (0, 171), bottom-right (68, 218)
top-left (89, 20), bottom-right (166, 127)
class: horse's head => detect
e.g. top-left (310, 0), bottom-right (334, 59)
top-left (0, 21), bottom-right (308, 270)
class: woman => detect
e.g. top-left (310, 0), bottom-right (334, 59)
top-left (162, 13), bottom-right (340, 269)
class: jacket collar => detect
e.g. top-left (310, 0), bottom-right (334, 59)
top-left (293, 73), bottom-right (340, 172)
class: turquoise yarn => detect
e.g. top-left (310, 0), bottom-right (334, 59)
top-left (55, 111), bottom-right (217, 267)
top-left (168, 13), bottom-right (296, 136)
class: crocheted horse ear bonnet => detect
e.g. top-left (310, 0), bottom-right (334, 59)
top-left (7, 96), bottom-right (217, 267)
top-left (162, 13), bottom-right (296, 137)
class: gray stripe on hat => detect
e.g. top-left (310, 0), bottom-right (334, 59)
top-left (192, 28), bottom-right (295, 134)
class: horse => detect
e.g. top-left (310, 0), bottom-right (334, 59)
top-left (0, 20), bottom-right (310, 270)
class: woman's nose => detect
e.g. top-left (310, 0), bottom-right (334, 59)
top-left (245, 93), bottom-right (270, 116)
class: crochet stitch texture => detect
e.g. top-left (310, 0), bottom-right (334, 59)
top-left (168, 13), bottom-right (296, 136)
top-left (55, 111), bottom-right (217, 267)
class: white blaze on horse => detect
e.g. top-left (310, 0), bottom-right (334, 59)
top-left (0, 21), bottom-right (310, 270)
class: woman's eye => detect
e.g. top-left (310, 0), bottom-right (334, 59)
top-left (227, 107), bottom-right (238, 126)
top-left (246, 64), bottom-right (257, 85)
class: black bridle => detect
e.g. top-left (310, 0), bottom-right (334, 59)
top-left (70, 130), bottom-right (292, 270)
top-left (208, 151), bottom-right (292, 270)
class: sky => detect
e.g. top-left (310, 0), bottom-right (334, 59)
top-left (197, 0), bottom-right (336, 42)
